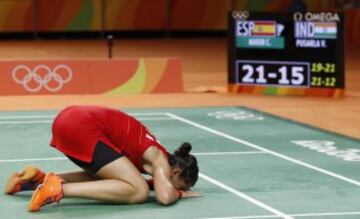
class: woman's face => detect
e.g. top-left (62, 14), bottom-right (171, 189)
top-left (170, 167), bottom-right (190, 191)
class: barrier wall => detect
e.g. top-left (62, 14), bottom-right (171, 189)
top-left (105, 0), bottom-right (167, 30)
top-left (37, 0), bottom-right (101, 31)
top-left (171, 0), bottom-right (231, 30)
top-left (0, 0), bottom-right (33, 32)
top-left (0, 58), bottom-right (183, 95)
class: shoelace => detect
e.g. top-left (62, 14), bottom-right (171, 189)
top-left (37, 184), bottom-right (44, 190)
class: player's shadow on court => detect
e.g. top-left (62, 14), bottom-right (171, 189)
top-left (9, 192), bottom-right (32, 201)
top-left (60, 196), bottom-right (158, 207)
top-left (32, 196), bottom-right (169, 215)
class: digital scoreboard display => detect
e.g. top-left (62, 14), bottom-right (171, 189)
top-left (228, 11), bottom-right (345, 97)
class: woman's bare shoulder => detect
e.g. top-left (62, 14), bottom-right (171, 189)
top-left (142, 146), bottom-right (170, 175)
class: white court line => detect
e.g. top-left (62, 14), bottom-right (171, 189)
top-left (201, 215), bottom-right (278, 219)
top-left (0, 112), bottom-right (167, 120)
top-left (167, 113), bottom-right (360, 187)
top-left (200, 173), bottom-right (293, 219)
top-left (0, 115), bottom-right (55, 119)
top-left (0, 151), bottom-right (265, 163)
top-left (193, 151), bottom-right (266, 156)
top-left (130, 112), bottom-right (168, 116)
top-left (200, 211), bottom-right (360, 219)
top-left (0, 157), bottom-right (67, 163)
top-left (0, 117), bottom-right (174, 125)
top-left (138, 117), bottom-right (173, 121)
top-left (0, 120), bottom-right (54, 124)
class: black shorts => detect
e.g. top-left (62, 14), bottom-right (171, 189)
top-left (66, 141), bottom-right (123, 174)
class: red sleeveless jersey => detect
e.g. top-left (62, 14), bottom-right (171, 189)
top-left (50, 105), bottom-right (168, 173)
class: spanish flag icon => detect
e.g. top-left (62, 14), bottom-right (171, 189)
top-left (251, 21), bottom-right (276, 37)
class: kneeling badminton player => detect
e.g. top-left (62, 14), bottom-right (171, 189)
top-left (4, 105), bottom-right (201, 212)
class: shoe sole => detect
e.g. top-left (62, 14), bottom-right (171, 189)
top-left (28, 183), bottom-right (41, 212)
top-left (4, 173), bottom-right (20, 194)
top-left (21, 166), bottom-right (40, 180)
top-left (28, 173), bottom-right (53, 212)
top-left (4, 167), bottom-right (40, 195)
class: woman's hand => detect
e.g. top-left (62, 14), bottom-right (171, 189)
top-left (180, 190), bottom-right (203, 199)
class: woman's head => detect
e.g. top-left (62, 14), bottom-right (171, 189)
top-left (168, 142), bottom-right (199, 190)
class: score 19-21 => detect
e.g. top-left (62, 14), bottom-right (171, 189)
top-left (311, 62), bottom-right (336, 87)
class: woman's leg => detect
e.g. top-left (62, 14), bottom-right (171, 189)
top-left (57, 170), bottom-right (99, 183)
top-left (62, 156), bottom-right (149, 204)
top-left (4, 168), bottom-right (98, 195)
top-left (28, 156), bottom-right (149, 211)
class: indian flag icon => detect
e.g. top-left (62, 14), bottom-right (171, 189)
top-left (313, 22), bottom-right (337, 39)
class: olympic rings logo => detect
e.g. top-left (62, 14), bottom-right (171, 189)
top-left (232, 11), bottom-right (249, 20)
top-left (12, 64), bottom-right (73, 92)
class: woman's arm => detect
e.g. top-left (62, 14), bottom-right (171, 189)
top-left (146, 177), bottom-right (202, 198)
top-left (152, 166), bottom-right (202, 204)
top-left (143, 146), bottom-right (201, 205)
top-left (152, 164), bottom-right (180, 205)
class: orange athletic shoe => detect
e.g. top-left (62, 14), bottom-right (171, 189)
top-left (28, 173), bottom-right (64, 212)
top-left (4, 166), bottom-right (45, 195)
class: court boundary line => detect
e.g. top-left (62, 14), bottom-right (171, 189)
top-left (199, 211), bottom-right (360, 219)
top-left (195, 151), bottom-right (266, 156)
top-left (0, 120), bottom-right (54, 124)
top-left (2, 108), bottom-right (358, 141)
top-left (0, 112), bottom-right (168, 120)
top-left (0, 157), bottom-right (67, 163)
top-left (199, 173), bottom-right (292, 219)
top-left (0, 117), bottom-right (174, 125)
top-left (166, 113), bottom-right (360, 187)
top-left (0, 151), bottom-right (266, 163)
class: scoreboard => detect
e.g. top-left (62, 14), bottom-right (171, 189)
top-left (228, 11), bottom-right (345, 97)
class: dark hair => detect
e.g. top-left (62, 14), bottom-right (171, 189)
top-left (169, 142), bottom-right (199, 187)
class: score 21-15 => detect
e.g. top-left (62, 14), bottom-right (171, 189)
top-left (236, 61), bottom-right (337, 88)
top-left (236, 61), bottom-right (310, 87)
